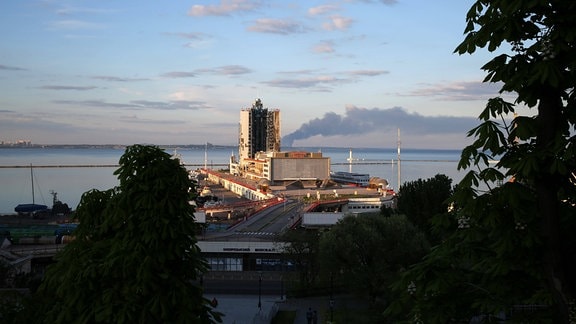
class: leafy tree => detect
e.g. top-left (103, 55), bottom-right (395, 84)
top-left (396, 174), bottom-right (453, 243)
top-left (280, 228), bottom-right (322, 295)
top-left (319, 214), bottom-right (429, 305)
top-left (31, 145), bottom-right (221, 323)
top-left (387, 1), bottom-right (576, 322)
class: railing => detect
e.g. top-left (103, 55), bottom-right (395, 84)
top-left (6, 244), bottom-right (65, 256)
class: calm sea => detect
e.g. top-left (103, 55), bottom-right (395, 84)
top-left (0, 147), bottom-right (463, 214)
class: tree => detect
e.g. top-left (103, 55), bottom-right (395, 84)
top-left (319, 214), bottom-right (429, 305)
top-left (396, 174), bottom-right (453, 243)
top-left (386, 1), bottom-right (576, 322)
top-left (32, 145), bottom-right (221, 323)
top-left (279, 228), bottom-right (322, 295)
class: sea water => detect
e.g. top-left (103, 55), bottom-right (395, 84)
top-left (0, 147), bottom-right (464, 214)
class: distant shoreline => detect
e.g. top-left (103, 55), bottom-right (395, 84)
top-left (0, 143), bottom-right (236, 150)
top-left (0, 144), bottom-right (463, 152)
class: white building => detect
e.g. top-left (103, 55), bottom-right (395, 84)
top-left (231, 99), bottom-right (330, 185)
top-left (238, 98), bottom-right (280, 162)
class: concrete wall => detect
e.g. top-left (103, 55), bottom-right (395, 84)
top-left (270, 158), bottom-right (330, 182)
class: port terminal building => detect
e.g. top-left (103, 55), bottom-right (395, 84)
top-left (1, 98), bottom-right (395, 276)
top-left (230, 99), bottom-right (331, 186)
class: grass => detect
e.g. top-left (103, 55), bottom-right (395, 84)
top-left (271, 310), bottom-right (297, 324)
top-left (328, 307), bottom-right (382, 323)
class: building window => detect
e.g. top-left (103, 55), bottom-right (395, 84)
top-left (206, 257), bottom-right (243, 271)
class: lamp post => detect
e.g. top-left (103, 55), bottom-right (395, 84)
top-left (280, 275), bottom-right (284, 301)
top-left (330, 272), bottom-right (334, 322)
top-left (258, 271), bottom-right (262, 311)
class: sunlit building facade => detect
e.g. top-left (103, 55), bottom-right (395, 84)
top-left (230, 99), bottom-right (330, 185)
top-left (238, 98), bottom-right (281, 161)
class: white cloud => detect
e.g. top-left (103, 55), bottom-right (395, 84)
top-left (188, 0), bottom-right (261, 17)
top-left (322, 15), bottom-right (353, 31)
top-left (408, 81), bottom-right (502, 101)
top-left (308, 4), bottom-right (339, 16)
top-left (247, 18), bottom-right (308, 34)
top-left (263, 75), bottom-right (349, 89)
top-left (160, 72), bottom-right (197, 78)
top-left (312, 40), bottom-right (335, 53)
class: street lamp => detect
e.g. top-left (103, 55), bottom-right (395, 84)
top-left (280, 275), bottom-right (284, 301)
top-left (330, 272), bottom-right (334, 322)
top-left (258, 271), bottom-right (262, 311)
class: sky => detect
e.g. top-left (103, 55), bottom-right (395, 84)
top-left (0, 0), bottom-right (511, 149)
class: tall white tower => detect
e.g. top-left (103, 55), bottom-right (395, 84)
top-left (238, 99), bottom-right (281, 162)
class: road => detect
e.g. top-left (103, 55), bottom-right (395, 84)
top-left (204, 199), bottom-right (304, 240)
top-left (235, 199), bottom-right (302, 233)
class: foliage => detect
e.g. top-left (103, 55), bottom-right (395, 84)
top-left (270, 310), bottom-right (296, 324)
top-left (319, 214), bottom-right (429, 305)
top-left (0, 259), bottom-right (10, 288)
top-left (31, 145), bottom-right (221, 323)
top-left (396, 174), bottom-right (453, 243)
top-left (279, 228), bottom-right (322, 295)
top-left (0, 290), bottom-right (26, 324)
top-left (387, 1), bottom-right (576, 322)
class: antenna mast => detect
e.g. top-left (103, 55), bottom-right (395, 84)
top-left (204, 143), bottom-right (208, 170)
top-left (30, 163), bottom-right (35, 204)
top-left (397, 128), bottom-right (401, 191)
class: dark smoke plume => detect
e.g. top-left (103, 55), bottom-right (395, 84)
top-left (282, 105), bottom-right (477, 147)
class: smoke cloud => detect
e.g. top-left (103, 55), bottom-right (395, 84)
top-left (282, 105), bottom-right (478, 147)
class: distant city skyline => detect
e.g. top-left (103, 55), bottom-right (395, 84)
top-left (0, 1), bottom-right (519, 149)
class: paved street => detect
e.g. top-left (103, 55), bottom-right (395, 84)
top-left (206, 294), bottom-right (366, 324)
top-left (204, 294), bottom-right (280, 324)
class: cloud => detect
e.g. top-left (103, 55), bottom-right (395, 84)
top-left (282, 105), bottom-right (477, 147)
top-left (195, 65), bottom-right (252, 75)
top-left (354, 0), bottom-right (398, 4)
top-left (130, 100), bottom-right (210, 110)
top-left (39, 85), bottom-right (98, 90)
top-left (408, 81), bottom-right (501, 101)
top-left (188, 0), bottom-right (261, 17)
top-left (214, 65), bottom-right (252, 75)
top-left (119, 115), bottom-right (188, 125)
top-left (247, 18), bottom-right (308, 34)
top-left (322, 15), bottom-right (353, 31)
top-left (55, 6), bottom-right (116, 16)
top-left (0, 114), bottom-right (78, 135)
top-left (92, 75), bottom-right (149, 82)
top-left (347, 70), bottom-right (389, 76)
top-left (160, 71), bottom-right (197, 78)
top-left (277, 69), bottom-right (321, 75)
top-left (308, 4), bottom-right (339, 16)
top-left (164, 32), bottom-right (209, 40)
top-left (53, 100), bottom-right (138, 109)
top-left (264, 69), bottom-right (385, 89)
top-left (53, 99), bottom-right (209, 110)
top-left (48, 19), bottom-right (104, 30)
top-left (164, 32), bottom-right (213, 49)
top-left (312, 40), bottom-right (335, 53)
top-left (262, 75), bottom-right (349, 90)
top-left (0, 64), bottom-right (26, 71)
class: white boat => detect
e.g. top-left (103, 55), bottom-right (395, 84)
top-left (330, 171), bottom-right (370, 187)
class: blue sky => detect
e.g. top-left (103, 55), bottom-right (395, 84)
top-left (0, 0), bottom-right (505, 149)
